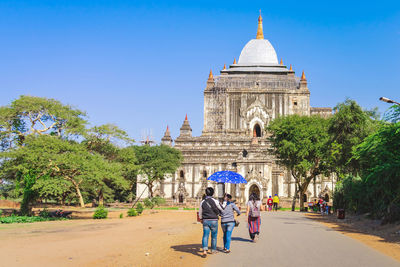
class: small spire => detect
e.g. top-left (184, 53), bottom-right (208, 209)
top-left (280, 58), bottom-right (283, 65)
top-left (185, 114), bottom-right (188, 121)
top-left (166, 125), bottom-right (169, 132)
top-left (256, 10), bottom-right (264, 40)
top-left (301, 70), bottom-right (306, 81)
top-left (289, 64), bottom-right (293, 71)
top-left (208, 69), bottom-right (213, 82)
top-left (233, 58), bottom-right (237, 64)
top-left (223, 63), bottom-right (226, 70)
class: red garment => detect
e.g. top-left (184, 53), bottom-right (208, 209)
top-left (267, 198), bottom-right (273, 205)
top-left (248, 216), bottom-right (261, 234)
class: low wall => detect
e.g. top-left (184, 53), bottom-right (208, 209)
top-left (0, 199), bottom-right (20, 209)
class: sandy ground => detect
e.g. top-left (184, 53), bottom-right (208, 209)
top-left (306, 212), bottom-right (400, 262)
top-left (0, 210), bottom-right (209, 267)
top-left (1, 210), bottom-right (399, 267)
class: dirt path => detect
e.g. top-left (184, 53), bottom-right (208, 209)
top-left (306, 213), bottom-right (400, 262)
top-left (0, 210), bottom-right (207, 267)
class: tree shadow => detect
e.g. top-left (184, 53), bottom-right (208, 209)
top-left (231, 237), bottom-right (253, 243)
top-left (170, 244), bottom-right (204, 258)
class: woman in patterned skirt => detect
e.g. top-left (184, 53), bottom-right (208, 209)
top-left (246, 193), bottom-right (263, 242)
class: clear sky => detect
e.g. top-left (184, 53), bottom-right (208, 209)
top-left (1, 0), bottom-right (399, 142)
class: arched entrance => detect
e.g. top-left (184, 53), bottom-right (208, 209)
top-left (253, 124), bottom-right (262, 137)
top-left (249, 184), bottom-right (260, 199)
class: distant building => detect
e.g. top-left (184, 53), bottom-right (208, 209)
top-left (137, 14), bottom-right (334, 206)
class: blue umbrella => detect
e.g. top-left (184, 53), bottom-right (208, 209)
top-left (207, 171), bottom-right (247, 184)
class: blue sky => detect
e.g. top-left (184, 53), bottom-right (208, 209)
top-left (1, 1), bottom-right (399, 142)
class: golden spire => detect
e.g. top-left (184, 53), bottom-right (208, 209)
top-left (233, 58), bottom-right (237, 64)
top-left (208, 69), bottom-right (213, 82)
top-left (301, 70), bottom-right (306, 81)
top-left (289, 64), bottom-right (293, 71)
top-left (223, 63), bottom-right (226, 70)
top-left (280, 58), bottom-right (283, 65)
top-left (256, 10), bottom-right (264, 40)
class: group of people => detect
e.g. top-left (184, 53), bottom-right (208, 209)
top-left (266, 194), bottom-right (280, 211)
top-left (309, 198), bottom-right (330, 214)
top-left (198, 187), bottom-right (263, 257)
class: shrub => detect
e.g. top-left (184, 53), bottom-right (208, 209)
top-left (39, 208), bottom-right (50, 218)
top-left (0, 209), bottom-right (2, 217)
top-left (152, 196), bottom-right (166, 207)
top-left (119, 213), bottom-right (123, 219)
top-left (143, 198), bottom-right (154, 209)
top-left (93, 206), bottom-right (108, 219)
top-left (136, 203), bottom-right (144, 215)
top-left (127, 208), bottom-right (138, 217)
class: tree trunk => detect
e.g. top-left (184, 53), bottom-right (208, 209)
top-left (148, 183), bottom-right (154, 198)
top-left (99, 189), bottom-right (104, 206)
top-left (291, 187), bottom-right (298, 211)
top-left (74, 184), bottom-right (85, 207)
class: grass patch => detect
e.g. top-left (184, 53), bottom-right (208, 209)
top-left (278, 207), bottom-right (300, 211)
top-left (0, 215), bottom-right (67, 224)
top-left (153, 207), bottom-right (179, 210)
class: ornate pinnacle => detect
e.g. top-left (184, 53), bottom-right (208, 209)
top-left (223, 63), bottom-right (226, 70)
top-left (280, 58), bottom-right (283, 65)
top-left (208, 69), bottom-right (213, 82)
top-left (301, 70), bottom-right (307, 81)
top-left (233, 58), bottom-right (237, 64)
top-left (289, 64), bottom-right (293, 71)
top-left (185, 114), bottom-right (188, 121)
top-left (256, 11), bottom-right (264, 40)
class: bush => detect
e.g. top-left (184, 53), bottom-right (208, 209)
top-left (152, 196), bottom-right (166, 206)
top-left (119, 213), bottom-right (123, 219)
top-left (127, 208), bottom-right (138, 217)
top-left (0, 209), bottom-right (2, 217)
top-left (39, 208), bottom-right (50, 218)
top-left (143, 198), bottom-right (154, 209)
top-left (136, 203), bottom-right (144, 214)
top-left (93, 206), bottom-right (108, 219)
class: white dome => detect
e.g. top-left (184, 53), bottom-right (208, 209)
top-left (238, 39), bottom-right (278, 65)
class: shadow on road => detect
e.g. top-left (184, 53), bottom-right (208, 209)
top-left (231, 237), bottom-right (253, 243)
top-left (170, 244), bottom-right (204, 258)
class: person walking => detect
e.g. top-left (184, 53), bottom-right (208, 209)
top-left (199, 187), bottom-right (223, 257)
top-left (220, 194), bottom-right (241, 253)
top-left (273, 194), bottom-right (280, 211)
top-left (267, 196), bottom-right (273, 212)
top-left (246, 193), bottom-right (263, 242)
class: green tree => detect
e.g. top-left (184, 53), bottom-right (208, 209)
top-left (267, 115), bottom-right (330, 210)
top-left (83, 124), bottom-right (137, 204)
top-left (0, 135), bottom-right (122, 208)
top-left (0, 95), bottom-right (87, 150)
top-left (327, 99), bottom-right (379, 178)
top-left (353, 121), bottom-right (400, 222)
top-left (134, 145), bottom-right (182, 198)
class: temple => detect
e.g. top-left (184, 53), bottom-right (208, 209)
top-left (137, 14), bottom-right (334, 206)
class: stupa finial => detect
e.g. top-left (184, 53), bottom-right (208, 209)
top-left (256, 10), bottom-right (264, 40)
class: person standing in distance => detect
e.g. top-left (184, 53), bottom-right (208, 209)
top-left (273, 194), bottom-right (279, 211)
top-left (199, 187), bottom-right (223, 257)
top-left (267, 195), bottom-right (273, 212)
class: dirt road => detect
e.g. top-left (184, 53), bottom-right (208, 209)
top-left (0, 210), bottom-right (207, 267)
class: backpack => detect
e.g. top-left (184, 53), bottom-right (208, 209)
top-left (249, 201), bottom-right (260, 217)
